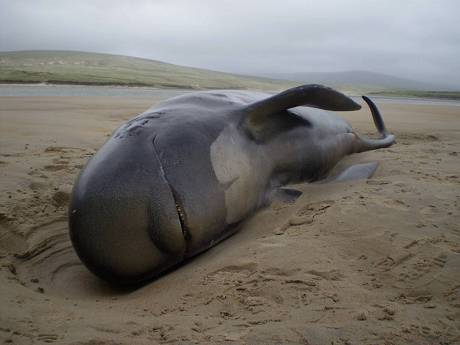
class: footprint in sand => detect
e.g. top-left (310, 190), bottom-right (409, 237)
top-left (306, 269), bottom-right (344, 281)
top-left (43, 164), bottom-right (68, 172)
top-left (42, 146), bottom-right (91, 173)
top-left (51, 191), bottom-right (70, 208)
top-left (385, 250), bottom-right (449, 291)
top-left (419, 205), bottom-right (438, 216)
top-left (37, 333), bottom-right (59, 343)
top-left (205, 262), bottom-right (259, 285)
top-left (273, 200), bottom-right (335, 235)
top-left (373, 198), bottom-right (410, 211)
top-left (0, 213), bottom-right (27, 254)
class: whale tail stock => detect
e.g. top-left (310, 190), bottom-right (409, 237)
top-left (354, 96), bottom-right (395, 153)
top-left (241, 84), bottom-right (395, 151)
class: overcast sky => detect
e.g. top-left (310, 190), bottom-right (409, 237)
top-left (1, 0), bottom-right (459, 86)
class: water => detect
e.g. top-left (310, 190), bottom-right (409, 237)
top-left (0, 83), bottom-right (191, 98)
top-left (1, 83), bottom-right (459, 107)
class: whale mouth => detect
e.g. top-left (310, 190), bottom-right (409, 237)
top-left (173, 195), bottom-right (191, 242)
top-left (151, 135), bottom-right (191, 245)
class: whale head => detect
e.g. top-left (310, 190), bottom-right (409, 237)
top-left (69, 129), bottom-right (185, 285)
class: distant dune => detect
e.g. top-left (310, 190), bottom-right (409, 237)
top-left (0, 50), bottom-right (294, 91)
top-left (262, 70), bottom-right (457, 92)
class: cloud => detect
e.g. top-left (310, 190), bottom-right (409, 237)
top-left (1, 0), bottom-right (459, 86)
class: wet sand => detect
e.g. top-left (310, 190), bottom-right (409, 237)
top-left (0, 96), bottom-right (459, 344)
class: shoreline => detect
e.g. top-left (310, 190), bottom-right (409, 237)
top-left (1, 83), bottom-right (460, 106)
top-left (1, 81), bottom-right (460, 102)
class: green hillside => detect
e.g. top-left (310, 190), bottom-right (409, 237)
top-left (369, 90), bottom-right (460, 101)
top-left (0, 50), bottom-right (295, 90)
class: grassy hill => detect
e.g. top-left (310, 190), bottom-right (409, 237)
top-left (368, 90), bottom-right (460, 101)
top-left (1, 50), bottom-right (459, 100)
top-left (262, 70), bottom-right (460, 100)
top-left (0, 50), bottom-right (295, 90)
top-left (262, 70), bottom-right (457, 92)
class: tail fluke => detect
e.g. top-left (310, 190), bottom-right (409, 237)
top-left (354, 96), bottom-right (395, 153)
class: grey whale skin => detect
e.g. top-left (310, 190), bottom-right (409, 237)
top-left (69, 84), bottom-right (395, 284)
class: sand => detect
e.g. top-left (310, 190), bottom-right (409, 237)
top-left (0, 95), bottom-right (459, 345)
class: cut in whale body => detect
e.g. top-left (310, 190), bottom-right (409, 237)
top-left (69, 84), bottom-right (395, 284)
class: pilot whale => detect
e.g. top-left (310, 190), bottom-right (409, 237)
top-left (69, 84), bottom-right (395, 284)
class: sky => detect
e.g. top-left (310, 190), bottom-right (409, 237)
top-left (1, 0), bottom-right (459, 87)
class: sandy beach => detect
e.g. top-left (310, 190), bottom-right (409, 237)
top-left (0, 94), bottom-right (459, 344)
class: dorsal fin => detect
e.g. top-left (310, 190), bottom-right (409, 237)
top-left (242, 84), bottom-right (361, 141)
